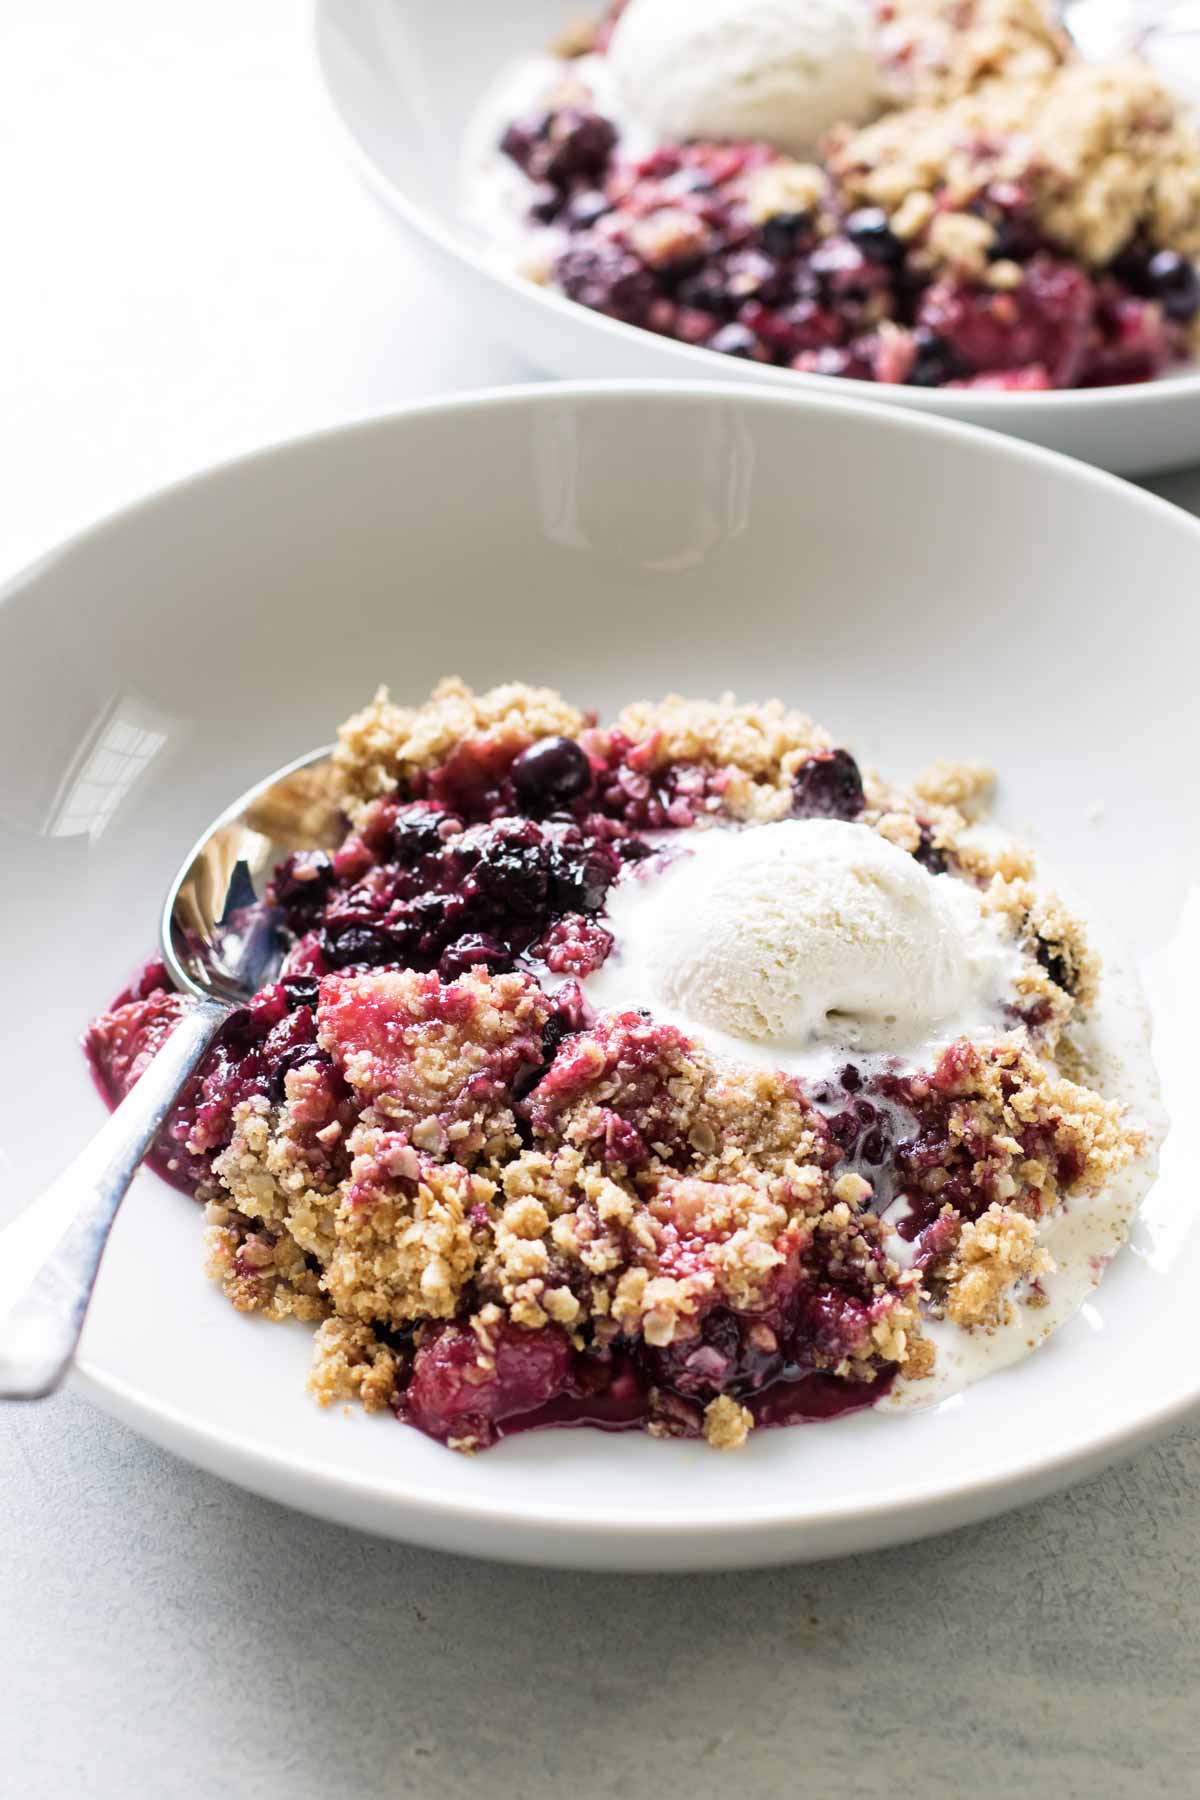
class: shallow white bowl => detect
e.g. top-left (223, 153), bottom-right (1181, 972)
top-left (3, 382), bottom-right (1198, 1568)
top-left (312, 0), bottom-right (1200, 477)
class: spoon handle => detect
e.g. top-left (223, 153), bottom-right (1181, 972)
top-left (0, 996), bottom-right (230, 1399)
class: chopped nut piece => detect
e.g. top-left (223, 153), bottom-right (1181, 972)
top-left (704, 1395), bottom-right (754, 1450)
top-left (744, 161), bottom-right (826, 223)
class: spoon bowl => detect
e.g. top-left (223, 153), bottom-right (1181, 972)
top-left (163, 746), bottom-right (340, 1004)
top-left (0, 746), bottom-right (342, 1399)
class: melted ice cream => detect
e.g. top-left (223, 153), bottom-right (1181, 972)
top-left (583, 822), bottom-right (1164, 1407)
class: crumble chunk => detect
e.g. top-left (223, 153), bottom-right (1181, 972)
top-left (317, 967), bottom-right (551, 1161)
top-left (911, 759), bottom-right (995, 817)
top-left (940, 1202), bottom-right (1054, 1329)
top-left (879, 0), bottom-right (1069, 103)
top-left (202, 1198), bottom-right (328, 1323)
top-left (704, 1394), bottom-right (754, 1450)
top-left (829, 44), bottom-right (1200, 269)
top-left (335, 677), bottom-right (587, 815)
top-left (323, 1129), bottom-right (492, 1328)
top-left (308, 1318), bottom-right (400, 1412)
top-left (603, 691), bottom-right (832, 824)
top-left (896, 1036), bottom-right (1143, 1239)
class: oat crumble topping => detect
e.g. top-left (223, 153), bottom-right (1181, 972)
top-left (828, 40), bottom-right (1200, 270)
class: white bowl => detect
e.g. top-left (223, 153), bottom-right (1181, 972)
top-left (312, 0), bottom-right (1200, 477)
top-left (3, 381), bottom-right (1198, 1568)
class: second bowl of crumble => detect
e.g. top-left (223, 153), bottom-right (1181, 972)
top-left (314, 0), bottom-right (1200, 473)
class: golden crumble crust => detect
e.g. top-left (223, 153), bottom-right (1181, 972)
top-left (549, 11), bottom-right (602, 59)
top-left (879, 0), bottom-right (1069, 103)
top-left (202, 1190), bottom-right (329, 1324)
top-left (323, 1127), bottom-right (493, 1328)
top-left (826, 3), bottom-right (1200, 269)
top-left (334, 677), bottom-right (587, 816)
top-left (919, 1038), bottom-right (1143, 1210)
top-left (603, 690), bottom-right (832, 823)
top-left (911, 759), bottom-right (995, 818)
top-left (308, 1318), bottom-right (400, 1412)
top-left (703, 1394), bottom-right (754, 1450)
top-left (940, 1201), bottom-right (1054, 1329)
top-left (318, 967), bottom-right (551, 1162)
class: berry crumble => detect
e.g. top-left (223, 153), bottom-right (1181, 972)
top-left (86, 679), bottom-right (1151, 1453)
top-left (464, 0), bottom-right (1200, 389)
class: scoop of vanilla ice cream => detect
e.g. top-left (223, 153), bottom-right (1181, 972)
top-left (587, 821), bottom-right (1016, 1063)
top-left (606, 0), bottom-right (883, 157)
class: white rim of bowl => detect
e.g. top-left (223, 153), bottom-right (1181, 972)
top-left (308, 0), bottom-right (1200, 418)
top-left (6, 379), bottom-right (1197, 1543)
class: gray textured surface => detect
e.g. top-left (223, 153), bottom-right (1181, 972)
top-left (3, 1389), bottom-right (1198, 1799)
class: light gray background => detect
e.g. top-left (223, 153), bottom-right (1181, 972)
top-left (3, 6), bottom-right (1198, 1796)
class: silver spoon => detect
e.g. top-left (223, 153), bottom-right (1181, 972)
top-left (0, 745), bottom-right (342, 1400)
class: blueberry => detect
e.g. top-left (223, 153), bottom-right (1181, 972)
top-left (270, 850), bottom-right (334, 911)
top-left (282, 977), bottom-right (319, 1011)
top-left (907, 326), bottom-right (964, 388)
top-left (792, 749), bottom-right (865, 820)
top-left (826, 1109), bottom-right (862, 1152)
top-left (512, 736), bottom-right (592, 814)
top-left (722, 248), bottom-right (782, 302)
top-left (321, 925), bottom-right (400, 969)
top-left (859, 1127), bottom-right (889, 1165)
top-left (988, 216), bottom-right (1038, 263)
top-left (759, 210), bottom-right (812, 258)
top-left (439, 933), bottom-right (512, 982)
top-left (1034, 935), bottom-right (1074, 995)
top-left (540, 1011), bottom-right (572, 1067)
top-left (1112, 245), bottom-right (1200, 321)
top-left (839, 1064), bottom-right (862, 1092)
top-left (390, 809), bottom-right (449, 865)
top-left (913, 825), bottom-right (948, 874)
top-left (809, 239), bottom-right (874, 296)
top-left (540, 110), bottom-right (617, 184)
top-left (557, 243), bottom-right (657, 323)
top-left (644, 1307), bottom-right (782, 1401)
top-left (269, 1044), bottom-right (331, 1104)
top-left (474, 828), bottom-right (549, 918)
top-left (402, 891), bottom-right (459, 959)
top-left (845, 207), bottom-right (904, 266)
top-left (675, 263), bottom-right (740, 318)
top-left (707, 322), bottom-right (761, 358)
top-left (548, 843), bottom-right (614, 914)
top-left (499, 116), bottom-right (545, 175)
top-left (529, 182), bottom-right (562, 224)
top-left (566, 189), bottom-right (611, 230)
top-left (1146, 249), bottom-right (1200, 322)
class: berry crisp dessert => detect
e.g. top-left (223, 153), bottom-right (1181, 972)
top-left (464, 0), bottom-right (1200, 390)
top-left (86, 680), bottom-right (1157, 1454)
